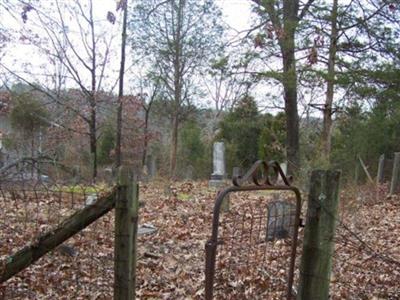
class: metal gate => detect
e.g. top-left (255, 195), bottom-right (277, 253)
top-left (205, 160), bottom-right (302, 299)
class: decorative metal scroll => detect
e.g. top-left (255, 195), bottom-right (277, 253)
top-left (205, 160), bottom-right (302, 300)
top-left (232, 160), bottom-right (293, 187)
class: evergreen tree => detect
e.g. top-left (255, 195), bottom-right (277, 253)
top-left (219, 96), bottom-right (260, 171)
top-left (249, 0), bottom-right (317, 174)
top-left (258, 112), bottom-right (286, 162)
top-left (98, 123), bottom-right (115, 165)
top-left (177, 120), bottom-right (210, 178)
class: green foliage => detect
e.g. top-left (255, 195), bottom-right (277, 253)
top-left (331, 99), bottom-right (400, 180)
top-left (219, 96), bottom-right (261, 171)
top-left (362, 100), bottom-right (400, 158)
top-left (10, 93), bottom-right (49, 133)
top-left (130, 0), bottom-right (224, 108)
top-left (209, 56), bottom-right (229, 72)
top-left (299, 117), bottom-right (326, 171)
top-left (258, 112), bottom-right (286, 161)
top-left (179, 120), bottom-right (205, 163)
top-left (218, 96), bottom-right (289, 174)
top-left (1, 135), bottom-right (15, 151)
top-left (98, 123), bottom-right (115, 165)
top-left (177, 120), bottom-right (210, 179)
top-left (331, 103), bottom-right (365, 175)
top-left (332, 58), bottom-right (400, 180)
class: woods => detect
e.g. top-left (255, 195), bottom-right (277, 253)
top-left (0, 0), bottom-right (399, 299)
top-left (0, 0), bottom-right (398, 181)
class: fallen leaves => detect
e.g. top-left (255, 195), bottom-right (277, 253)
top-left (0, 182), bottom-right (399, 299)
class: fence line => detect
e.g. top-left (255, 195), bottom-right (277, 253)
top-left (315, 195), bottom-right (400, 299)
top-left (0, 167), bottom-right (139, 300)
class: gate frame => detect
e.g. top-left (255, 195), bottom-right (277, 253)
top-left (205, 160), bottom-right (302, 300)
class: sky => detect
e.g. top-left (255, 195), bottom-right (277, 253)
top-left (1, 0), bottom-right (254, 89)
top-left (0, 0), bottom-right (290, 114)
top-left (216, 0), bottom-right (253, 31)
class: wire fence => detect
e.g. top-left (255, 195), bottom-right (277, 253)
top-left (1, 178), bottom-right (399, 299)
top-left (210, 184), bottom-right (400, 300)
top-left (0, 181), bottom-right (116, 299)
top-left (211, 191), bottom-right (301, 300)
top-left (321, 190), bottom-right (400, 300)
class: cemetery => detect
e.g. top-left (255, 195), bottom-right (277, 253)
top-left (1, 0), bottom-right (400, 299)
top-left (1, 144), bottom-right (400, 299)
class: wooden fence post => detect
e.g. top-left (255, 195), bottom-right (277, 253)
top-left (358, 156), bottom-right (374, 184)
top-left (297, 170), bottom-right (341, 300)
top-left (377, 154), bottom-right (385, 184)
top-left (115, 166), bottom-right (139, 300)
top-left (389, 152), bottom-right (400, 196)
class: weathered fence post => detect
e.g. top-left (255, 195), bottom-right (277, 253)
top-left (358, 156), bottom-right (374, 184)
top-left (115, 166), bottom-right (139, 300)
top-left (389, 152), bottom-right (400, 196)
top-left (377, 154), bottom-right (385, 184)
top-left (297, 170), bottom-right (341, 300)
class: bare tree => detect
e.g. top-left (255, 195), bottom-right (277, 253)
top-left (203, 54), bottom-right (253, 120)
top-left (1, 0), bottom-right (119, 181)
top-left (130, 0), bottom-right (224, 179)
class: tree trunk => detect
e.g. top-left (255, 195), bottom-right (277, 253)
top-left (89, 0), bottom-right (97, 182)
top-left (31, 133), bottom-right (35, 178)
top-left (282, 76), bottom-right (299, 176)
top-left (169, 0), bottom-right (184, 180)
top-left (142, 109), bottom-right (150, 167)
top-left (322, 0), bottom-right (338, 162)
top-left (281, 0), bottom-right (300, 175)
top-left (115, 0), bottom-right (128, 169)
top-left (170, 113), bottom-right (179, 179)
top-left (90, 105), bottom-right (97, 181)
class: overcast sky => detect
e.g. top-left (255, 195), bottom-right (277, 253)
top-left (0, 0), bottom-right (292, 114)
top-left (1, 0), bottom-right (253, 87)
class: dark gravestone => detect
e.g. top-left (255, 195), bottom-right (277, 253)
top-left (266, 200), bottom-right (296, 241)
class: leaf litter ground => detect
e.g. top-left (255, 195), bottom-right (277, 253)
top-left (0, 181), bottom-right (399, 299)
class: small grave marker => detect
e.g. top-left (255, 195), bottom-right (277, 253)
top-left (266, 200), bottom-right (296, 241)
top-left (138, 223), bottom-right (157, 235)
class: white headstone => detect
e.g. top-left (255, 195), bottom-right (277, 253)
top-left (210, 142), bottom-right (226, 184)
